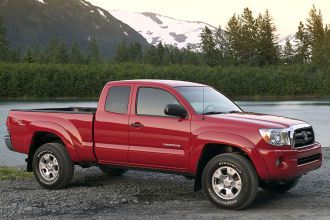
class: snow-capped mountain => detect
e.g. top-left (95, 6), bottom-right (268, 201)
top-left (109, 10), bottom-right (216, 49)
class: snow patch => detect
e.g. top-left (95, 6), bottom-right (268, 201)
top-left (81, 0), bottom-right (89, 7)
top-left (109, 10), bottom-right (216, 49)
top-left (36, 0), bottom-right (45, 4)
top-left (97, 8), bottom-right (106, 19)
top-left (279, 34), bottom-right (296, 47)
top-left (124, 31), bottom-right (128, 36)
top-left (90, 10), bottom-right (95, 13)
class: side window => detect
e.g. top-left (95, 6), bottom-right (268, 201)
top-left (137, 87), bottom-right (181, 116)
top-left (105, 86), bottom-right (131, 114)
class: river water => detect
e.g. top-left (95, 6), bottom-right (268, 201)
top-left (1, 100), bottom-right (329, 166)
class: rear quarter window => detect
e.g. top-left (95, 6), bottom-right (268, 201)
top-left (105, 86), bottom-right (131, 114)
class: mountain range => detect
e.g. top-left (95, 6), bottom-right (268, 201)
top-left (0, 0), bottom-right (291, 58)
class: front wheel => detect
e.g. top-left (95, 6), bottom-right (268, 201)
top-left (260, 177), bottom-right (301, 193)
top-left (32, 143), bottom-right (74, 189)
top-left (202, 154), bottom-right (259, 210)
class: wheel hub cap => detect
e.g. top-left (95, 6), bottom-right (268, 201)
top-left (223, 177), bottom-right (234, 187)
top-left (39, 153), bottom-right (59, 181)
top-left (212, 166), bottom-right (242, 200)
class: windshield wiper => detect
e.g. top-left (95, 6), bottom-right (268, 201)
top-left (202, 111), bottom-right (225, 115)
top-left (227, 111), bottom-right (242, 114)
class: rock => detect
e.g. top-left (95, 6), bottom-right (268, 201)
top-left (120, 198), bottom-right (128, 204)
top-left (24, 206), bottom-right (33, 211)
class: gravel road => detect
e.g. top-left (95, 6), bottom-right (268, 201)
top-left (0, 148), bottom-right (329, 219)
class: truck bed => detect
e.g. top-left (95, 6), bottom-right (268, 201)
top-left (7, 107), bottom-right (96, 161)
top-left (10, 107), bottom-right (96, 114)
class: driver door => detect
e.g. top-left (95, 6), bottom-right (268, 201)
top-left (128, 86), bottom-right (191, 170)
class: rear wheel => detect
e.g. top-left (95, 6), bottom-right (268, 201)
top-left (98, 165), bottom-right (127, 176)
top-left (32, 143), bottom-right (74, 189)
top-left (260, 177), bottom-right (301, 193)
top-left (202, 154), bottom-right (259, 210)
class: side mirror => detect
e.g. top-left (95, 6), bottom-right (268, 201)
top-left (164, 104), bottom-right (187, 118)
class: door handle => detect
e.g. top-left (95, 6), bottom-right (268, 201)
top-left (131, 122), bottom-right (144, 128)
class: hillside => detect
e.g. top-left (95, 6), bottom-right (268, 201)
top-left (0, 0), bottom-right (149, 58)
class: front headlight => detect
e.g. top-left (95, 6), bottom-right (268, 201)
top-left (259, 128), bottom-right (291, 146)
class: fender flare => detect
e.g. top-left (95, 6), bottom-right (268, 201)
top-left (190, 131), bottom-right (270, 179)
top-left (26, 121), bottom-right (81, 162)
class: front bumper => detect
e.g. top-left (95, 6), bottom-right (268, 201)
top-left (4, 135), bottom-right (14, 151)
top-left (258, 142), bottom-right (322, 180)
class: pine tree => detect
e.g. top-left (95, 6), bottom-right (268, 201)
top-left (214, 26), bottom-right (232, 65)
top-left (295, 21), bottom-right (309, 63)
top-left (323, 27), bottom-right (330, 66)
top-left (312, 25), bottom-right (330, 67)
top-left (306, 5), bottom-right (324, 48)
top-left (70, 42), bottom-right (85, 64)
top-left (32, 45), bottom-right (45, 63)
top-left (295, 6), bottom-right (326, 65)
top-left (128, 42), bottom-right (142, 62)
top-left (0, 14), bottom-right (8, 61)
top-left (57, 41), bottom-right (69, 64)
top-left (256, 10), bottom-right (279, 65)
top-left (87, 37), bottom-right (101, 63)
top-left (240, 8), bottom-right (258, 65)
top-left (23, 48), bottom-right (35, 63)
top-left (143, 45), bottom-right (159, 65)
top-left (226, 14), bottom-right (242, 64)
top-left (226, 8), bottom-right (260, 65)
top-left (47, 37), bottom-right (60, 63)
top-left (156, 42), bottom-right (165, 65)
top-left (282, 38), bottom-right (294, 64)
top-left (114, 41), bottom-right (128, 63)
top-left (306, 5), bottom-right (325, 65)
top-left (200, 26), bottom-right (218, 66)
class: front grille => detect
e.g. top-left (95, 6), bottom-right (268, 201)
top-left (293, 127), bottom-right (315, 148)
top-left (297, 154), bottom-right (321, 165)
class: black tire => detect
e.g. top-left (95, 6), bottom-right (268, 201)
top-left (98, 165), bottom-right (127, 176)
top-left (202, 154), bottom-right (259, 210)
top-left (32, 143), bottom-right (74, 189)
top-left (260, 177), bottom-right (300, 193)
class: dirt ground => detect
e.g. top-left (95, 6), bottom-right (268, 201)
top-left (0, 148), bottom-right (329, 219)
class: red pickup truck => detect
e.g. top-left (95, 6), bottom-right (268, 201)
top-left (5, 80), bottom-right (322, 209)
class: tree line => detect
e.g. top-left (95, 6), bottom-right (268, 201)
top-left (201, 6), bottom-right (330, 67)
top-left (1, 63), bottom-right (329, 99)
top-left (0, 6), bottom-right (328, 67)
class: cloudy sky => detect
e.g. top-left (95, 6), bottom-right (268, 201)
top-left (87, 0), bottom-right (330, 37)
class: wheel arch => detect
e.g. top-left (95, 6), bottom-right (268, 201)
top-left (26, 122), bottom-right (80, 172)
top-left (191, 132), bottom-right (269, 191)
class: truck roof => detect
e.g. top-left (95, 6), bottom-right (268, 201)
top-left (107, 79), bottom-right (205, 87)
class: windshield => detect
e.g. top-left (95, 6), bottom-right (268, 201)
top-left (175, 86), bottom-right (242, 115)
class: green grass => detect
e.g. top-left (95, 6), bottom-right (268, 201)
top-left (0, 166), bottom-right (33, 180)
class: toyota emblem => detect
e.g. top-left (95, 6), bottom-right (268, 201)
top-left (302, 131), bottom-right (309, 142)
